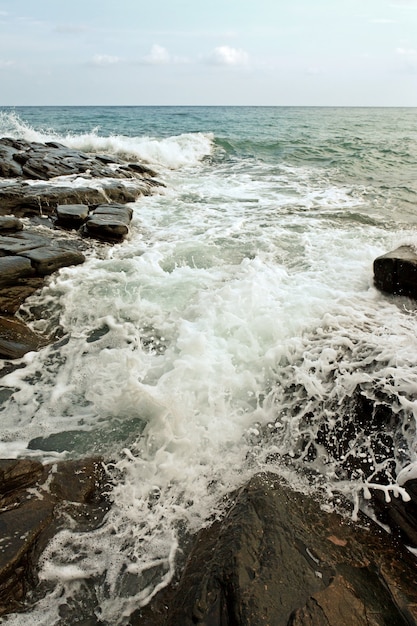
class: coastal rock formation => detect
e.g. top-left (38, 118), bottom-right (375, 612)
top-left (0, 138), bottom-right (161, 218)
top-left (0, 137), bottom-right (162, 358)
top-left (374, 245), bottom-right (417, 299)
top-left (135, 473), bottom-right (417, 626)
top-left (0, 457), bottom-right (108, 617)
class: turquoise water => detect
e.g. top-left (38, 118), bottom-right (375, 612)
top-left (0, 106), bottom-right (417, 624)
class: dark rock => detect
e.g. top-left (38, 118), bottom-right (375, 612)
top-left (0, 181), bottom-right (143, 217)
top-left (21, 245), bottom-right (85, 275)
top-left (371, 478), bottom-right (417, 548)
top-left (0, 137), bottom-right (158, 182)
top-left (0, 277), bottom-right (45, 315)
top-left (46, 458), bottom-right (105, 505)
top-left (56, 203), bottom-right (89, 225)
top-left (0, 315), bottom-right (47, 358)
top-left (85, 203), bottom-right (133, 241)
top-left (134, 474), bottom-right (417, 626)
top-left (0, 459), bottom-right (44, 497)
top-left (0, 232), bottom-right (49, 255)
top-left (0, 499), bottom-right (55, 615)
top-left (0, 216), bottom-right (23, 232)
top-left (0, 457), bottom-right (107, 617)
top-left (374, 245), bottom-right (417, 298)
top-left (0, 256), bottom-right (35, 287)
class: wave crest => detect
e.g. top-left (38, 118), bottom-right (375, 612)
top-left (0, 111), bottom-right (214, 170)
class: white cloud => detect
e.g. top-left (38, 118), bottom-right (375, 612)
top-left (143, 44), bottom-right (170, 65)
top-left (206, 45), bottom-right (249, 66)
top-left (92, 54), bottom-right (121, 66)
top-left (0, 59), bottom-right (14, 68)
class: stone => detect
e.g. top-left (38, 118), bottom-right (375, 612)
top-left (0, 499), bottom-right (55, 615)
top-left (371, 478), bottom-right (417, 548)
top-left (85, 203), bottom-right (133, 241)
top-left (0, 256), bottom-right (35, 287)
top-left (21, 245), bottom-right (85, 275)
top-left (374, 245), bottom-right (417, 299)
top-left (134, 474), bottom-right (417, 626)
top-left (0, 277), bottom-right (45, 315)
top-left (0, 457), bottom-right (107, 617)
top-left (0, 217), bottom-right (23, 232)
top-left (0, 315), bottom-right (47, 359)
top-left (0, 459), bottom-right (44, 498)
top-left (56, 203), bottom-right (89, 225)
top-left (0, 182), bottom-right (142, 217)
top-left (0, 232), bottom-right (49, 255)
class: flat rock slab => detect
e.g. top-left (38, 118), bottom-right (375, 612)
top-left (135, 473), bottom-right (417, 626)
top-left (0, 256), bottom-right (35, 288)
top-left (21, 245), bottom-right (85, 275)
top-left (0, 232), bottom-right (49, 255)
top-left (0, 315), bottom-right (47, 359)
top-left (85, 203), bottom-right (133, 241)
top-left (56, 203), bottom-right (89, 224)
top-left (374, 245), bottom-right (417, 298)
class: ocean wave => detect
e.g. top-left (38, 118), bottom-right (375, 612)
top-left (0, 111), bottom-right (214, 170)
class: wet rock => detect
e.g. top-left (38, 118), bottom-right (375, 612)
top-left (56, 203), bottom-right (89, 226)
top-left (0, 181), bottom-right (141, 217)
top-left (84, 203), bottom-right (133, 241)
top-left (374, 245), bottom-right (417, 299)
top-left (0, 256), bottom-right (35, 287)
top-left (0, 459), bottom-right (44, 497)
top-left (0, 457), bottom-right (107, 617)
top-left (21, 245), bottom-right (85, 275)
top-left (0, 277), bottom-right (45, 315)
top-left (0, 231), bottom-right (49, 255)
top-left (0, 315), bottom-right (47, 358)
top-left (371, 478), bottom-right (417, 548)
top-left (0, 499), bottom-right (55, 615)
top-left (0, 137), bottom-right (158, 182)
top-left (135, 474), bottom-right (417, 626)
top-left (0, 216), bottom-right (23, 232)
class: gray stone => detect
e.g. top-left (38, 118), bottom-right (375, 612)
top-left (0, 256), bottom-right (35, 287)
top-left (21, 245), bottom-right (85, 275)
top-left (374, 245), bottom-right (417, 299)
top-left (85, 204), bottom-right (133, 241)
top-left (0, 232), bottom-right (49, 255)
top-left (56, 203), bottom-right (89, 223)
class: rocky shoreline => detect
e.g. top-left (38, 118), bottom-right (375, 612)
top-left (1, 138), bottom-right (417, 624)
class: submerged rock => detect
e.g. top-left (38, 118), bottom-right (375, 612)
top-left (135, 473), bottom-right (417, 626)
top-left (374, 245), bottom-right (417, 299)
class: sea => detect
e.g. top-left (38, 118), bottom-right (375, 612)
top-left (0, 105), bottom-right (416, 624)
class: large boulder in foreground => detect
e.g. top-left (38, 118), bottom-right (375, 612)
top-left (374, 245), bottom-right (417, 298)
top-left (135, 473), bottom-right (417, 626)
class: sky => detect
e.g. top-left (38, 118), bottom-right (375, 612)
top-left (0, 0), bottom-right (416, 106)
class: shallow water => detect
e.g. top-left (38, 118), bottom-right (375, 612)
top-left (0, 106), bottom-right (417, 624)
